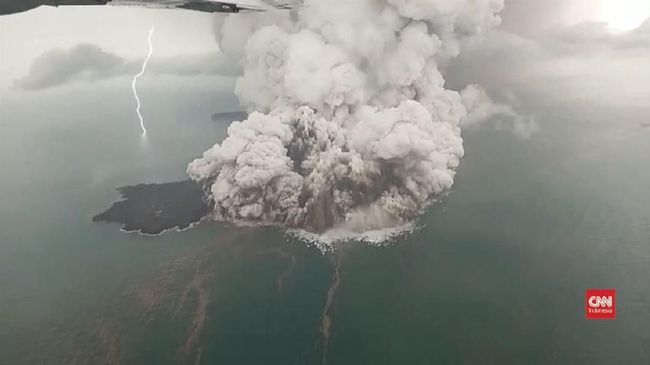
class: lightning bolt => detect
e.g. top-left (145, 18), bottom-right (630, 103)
top-left (132, 26), bottom-right (155, 137)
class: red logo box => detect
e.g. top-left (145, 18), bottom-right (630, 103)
top-left (585, 289), bottom-right (616, 319)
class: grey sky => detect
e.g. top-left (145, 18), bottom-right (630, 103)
top-left (447, 18), bottom-right (650, 110)
top-left (0, 0), bottom-right (649, 117)
top-left (13, 44), bottom-right (238, 90)
top-left (499, 0), bottom-right (601, 34)
top-left (0, 6), bottom-right (219, 89)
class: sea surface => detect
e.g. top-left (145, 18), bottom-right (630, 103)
top-left (1, 80), bottom-right (649, 364)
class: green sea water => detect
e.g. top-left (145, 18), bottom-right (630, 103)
top-left (1, 81), bottom-right (649, 364)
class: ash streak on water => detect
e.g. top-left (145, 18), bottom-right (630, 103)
top-left (320, 254), bottom-right (342, 364)
top-left (132, 26), bottom-right (155, 137)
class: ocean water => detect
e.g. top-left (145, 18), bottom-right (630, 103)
top-left (0, 80), bottom-right (649, 364)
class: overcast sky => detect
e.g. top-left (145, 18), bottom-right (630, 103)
top-left (0, 0), bottom-right (649, 118)
top-left (0, 6), bottom-right (219, 89)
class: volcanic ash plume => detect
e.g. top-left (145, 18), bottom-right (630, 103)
top-left (188, 0), bottom-right (504, 235)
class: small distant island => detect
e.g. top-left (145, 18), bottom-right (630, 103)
top-left (93, 180), bottom-right (212, 235)
top-left (211, 111), bottom-right (247, 122)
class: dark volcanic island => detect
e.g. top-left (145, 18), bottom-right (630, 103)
top-left (93, 180), bottom-right (212, 235)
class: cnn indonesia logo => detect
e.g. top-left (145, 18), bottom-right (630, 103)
top-left (585, 289), bottom-right (616, 319)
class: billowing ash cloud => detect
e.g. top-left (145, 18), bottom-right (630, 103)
top-left (188, 0), bottom-right (505, 235)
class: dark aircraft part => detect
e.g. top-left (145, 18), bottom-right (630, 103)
top-left (0, 0), bottom-right (284, 16)
top-left (45, 0), bottom-right (110, 5)
top-left (179, 2), bottom-right (240, 13)
top-left (0, 0), bottom-right (41, 15)
top-left (0, 0), bottom-right (109, 15)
